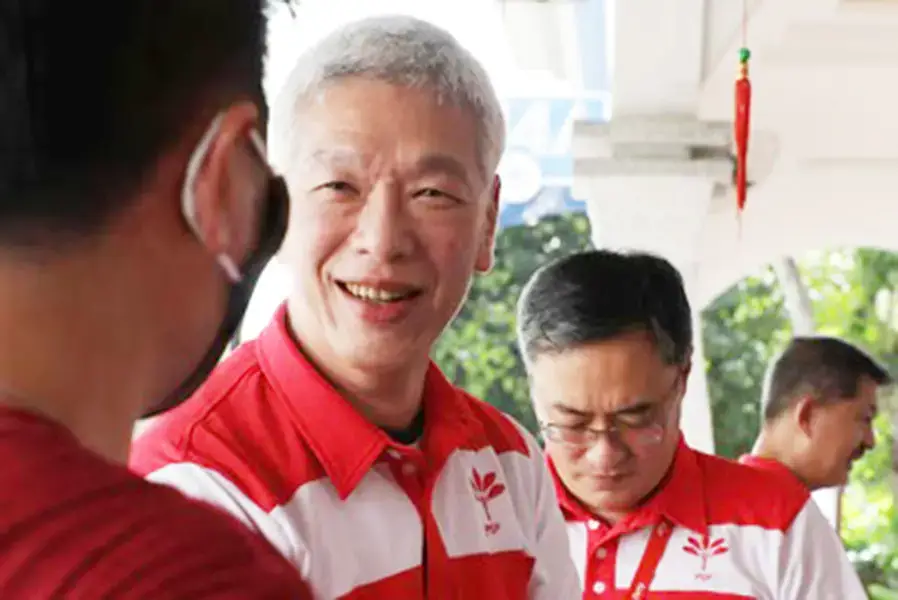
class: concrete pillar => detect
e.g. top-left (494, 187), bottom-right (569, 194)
top-left (611, 0), bottom-right (707, 117)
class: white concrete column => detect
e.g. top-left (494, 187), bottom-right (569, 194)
top-left (684, 310), bottom-right (715, 453)
top-left (611, 0), bottom-right (707, 117)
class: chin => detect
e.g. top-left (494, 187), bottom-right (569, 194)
top-left (579, 487), bottom-right (639, 515)
top-left (338, 336), bottom-right (425, 370)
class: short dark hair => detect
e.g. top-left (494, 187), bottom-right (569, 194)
top-left (763, 336), bottom-right (892, 421)
top-left (0, 1), bottom-right (269, 248)
top-left (517, 249), bottom-right (693, 365)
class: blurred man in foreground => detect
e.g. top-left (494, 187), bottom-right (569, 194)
top-left (0, 1), bottom-right (310, 597)
top-left (743, 336), bottom-right (891, 491)
top-left (517, 249), bottom-right (866, 598)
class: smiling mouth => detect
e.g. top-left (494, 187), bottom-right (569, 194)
top-left (337, 281), bottom-right (422, 303)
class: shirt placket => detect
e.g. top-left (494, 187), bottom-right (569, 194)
top-left (584, 518), bottom-right (619, 597)
top-left (384, 446), bottom-right (435, 598)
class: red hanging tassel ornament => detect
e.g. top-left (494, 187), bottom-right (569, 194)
top-left (734, 47), bottom-right (752, 213)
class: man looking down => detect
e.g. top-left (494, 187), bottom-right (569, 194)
top-left (516, 249), bottom-right (867, 598)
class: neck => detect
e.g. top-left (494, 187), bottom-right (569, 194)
top-left (752, 428), bottom-right (813, 489)
top-left (0, 247), bottom-right (152, 464)
top-left (286, 303), bottom-right (429, 430)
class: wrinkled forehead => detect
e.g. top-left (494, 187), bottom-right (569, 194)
top-left (274, 79), bottom-right (484, 176)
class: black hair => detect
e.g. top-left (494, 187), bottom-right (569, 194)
top-left (517, 249), bottom-right (693, 365)
top-left (762, 336), bottom-right (892, 421)
top-left (0, 0), bottom-right (269, 248)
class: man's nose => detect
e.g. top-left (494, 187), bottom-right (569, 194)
top-left (861, 424), bottom-right (876, 452)
top-left (583, 433), bottom-right (628, 472)
top-left (351, 184), bottom-right (414, 261)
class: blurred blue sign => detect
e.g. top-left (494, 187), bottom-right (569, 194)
top-left (497, 96), bottom-right (607, 229)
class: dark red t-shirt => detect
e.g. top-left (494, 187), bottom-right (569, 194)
top-left (0, 407), bottom-right (311, 599)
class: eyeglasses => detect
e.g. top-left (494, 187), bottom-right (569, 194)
top-left (539, 374), bottom-right (683, 450)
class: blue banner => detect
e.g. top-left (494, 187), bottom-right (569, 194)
top-left (497, 96), bottom-right (608, 229)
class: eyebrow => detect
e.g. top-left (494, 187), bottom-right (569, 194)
top-left (609, 401), bottom-right (655, 417)
top-left (549, 400), bottom-right (656, 420)
top-left (410, 153), bottom-right (474, 188)
top-left (549, 403), bottom-right (592, 419)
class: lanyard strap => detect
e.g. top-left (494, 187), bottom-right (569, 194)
top-left (627, 518), bottom-right (674, 600)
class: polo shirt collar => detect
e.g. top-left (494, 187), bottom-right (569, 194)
top-left (738, 454), bottom-right (805, 488)
top-left (257, 304), bottom-right (478, 500)
top-left (549, 436), bottom-right (709, 537)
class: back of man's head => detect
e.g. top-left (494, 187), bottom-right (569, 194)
top-left (762, 336), bottom-right (892, 422)
top-left (0, 0), bottom-right (267, 249)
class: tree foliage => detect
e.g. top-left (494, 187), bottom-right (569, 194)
top-left (432, 214), bottom-right (593, 433)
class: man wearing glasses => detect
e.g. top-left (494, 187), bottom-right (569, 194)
top-left (516, 250), bottom-right (866, 598)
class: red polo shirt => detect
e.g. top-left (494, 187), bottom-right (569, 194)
top-left (131, 305), bottom-right (580, 599)
top-left (737, 455), bottom-right (806, 488)
top-left (550, 440), bottom-right (866, 598)
top-left (0, 407), bottom-right (311, 599)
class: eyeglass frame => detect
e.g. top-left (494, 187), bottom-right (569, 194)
top-left (538, 370), bottom-right (685, 451)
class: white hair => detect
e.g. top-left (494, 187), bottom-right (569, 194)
top-left (268, 15), bottom-right (506, 177)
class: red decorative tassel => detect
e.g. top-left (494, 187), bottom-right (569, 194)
top-left (734, 48), bottom-right (752, 212)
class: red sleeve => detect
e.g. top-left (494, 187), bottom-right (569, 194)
top-left (69, 485), bottom-right (314, 600)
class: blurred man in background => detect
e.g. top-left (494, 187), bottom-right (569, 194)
top-left (744, 336), bottom-right (891, 491)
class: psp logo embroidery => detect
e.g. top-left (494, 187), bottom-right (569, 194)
top-left (682, 535), bottom-right (729, 581)
top-left (470, 467), bottom-right (506, 536)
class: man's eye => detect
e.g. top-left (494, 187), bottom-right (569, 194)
top-left (323, 181), bottom-right (353, 192)
top-left (415, 188), bottom-right (463, 204)
top-left (616, 412), bottom-right (653, 428)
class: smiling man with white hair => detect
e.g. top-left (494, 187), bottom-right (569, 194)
top-left (132, 14), bottom-right (580, 599)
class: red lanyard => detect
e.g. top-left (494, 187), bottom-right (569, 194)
top-left (626, 518), bottom-right (674, 599)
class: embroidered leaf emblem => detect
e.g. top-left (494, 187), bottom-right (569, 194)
top-left (471, 468), bottom-right (484, 491)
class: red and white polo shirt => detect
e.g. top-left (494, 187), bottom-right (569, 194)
top-left (131, 306), bottom-right (580, 599)
top-left (737, 455), bottom-right (806, 489)
top-left (550, 440), bottom-right (866, 599)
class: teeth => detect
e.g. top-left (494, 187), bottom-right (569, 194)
top-left (344, 283), bottom-right (413, 303)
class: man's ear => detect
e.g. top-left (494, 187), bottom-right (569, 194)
top-left (188, 102), bottom-right (260, 258)
top-left (474, 174), bottom-right (500, 273)
top-left (794, 396), bottom-right (817, 437)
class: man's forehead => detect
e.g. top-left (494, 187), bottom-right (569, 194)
top-left (302, 144), bottom-right (478, 184)
top-left (531, 374), bottom-right (669, 417)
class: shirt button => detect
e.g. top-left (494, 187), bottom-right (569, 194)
top-left (401, 462), bottom-right (416, 476)
top-left (587, 520), bottom-right (600, 531)
top-left (591, 581), bottom-right (606, 594)
top-left (386, 449), bottom-right (401, 460)
top-left (595, 547), bottom-right (607, 559)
